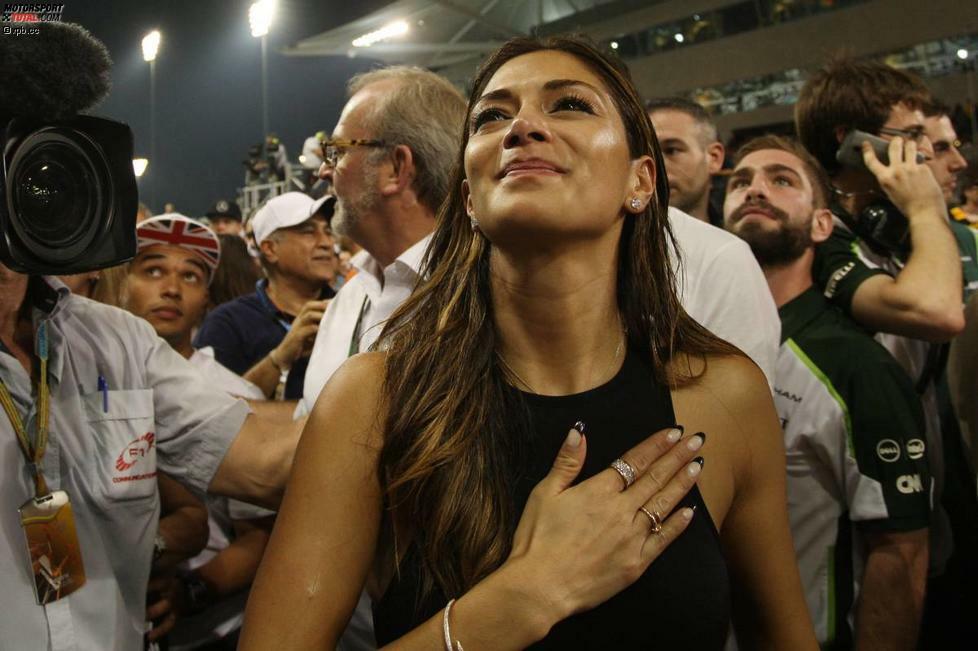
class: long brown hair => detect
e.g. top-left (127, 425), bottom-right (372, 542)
top-left (377, 35), bottom-right (738, 599)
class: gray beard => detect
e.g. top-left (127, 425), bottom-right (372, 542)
top-left (330, 199), bottom-right (356, 239)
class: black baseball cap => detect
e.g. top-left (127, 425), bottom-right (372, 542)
top-left (205, 198), bottom-right (243, 222)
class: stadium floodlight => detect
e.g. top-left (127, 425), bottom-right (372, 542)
top-left (249, 0), bottom-right (276, 38)
top-left (352, 20), bottom-right (409, 48)
top-left (958, 49), bottom-right (969, 60)
top-left (142, 30), bottom-right (160, 62)
top-left (610, 41), bottom-right (619, 50)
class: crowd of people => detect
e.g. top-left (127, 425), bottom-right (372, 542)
top-left (3, 20), bottom-right (978, 651)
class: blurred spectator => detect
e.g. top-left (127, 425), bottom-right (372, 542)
top-left (137, 202), bottom-right (154, 223)
top-left (210, 234), bottom-right (262, 308)
top-left (91, 263), bottom-right (129, 307)
top-left (164, 202), bottom-right (176, 213)
top-left (301, 130), bottom-right (326, 169)
top-left (923, 103), bottom-right (969, 207)
top-left (265, 134), bottom-right (288, 182)
top-left (952, 173), bottom-right (978, 229)
top-left (57, 270), bottom-right (101, 298)
top-left (647, 97), bottom-right (725, 225)
top-left (195, 193), bottom-right (336, 400)
top-left (205, 199), bottom-right (244, 236)
top-left (924, 104), bottom-right (978, 300)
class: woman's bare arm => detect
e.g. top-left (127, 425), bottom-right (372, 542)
top-left (239, 353), bottom-right (388, 649)
top-left (711, 356), bottom-right (818, 650)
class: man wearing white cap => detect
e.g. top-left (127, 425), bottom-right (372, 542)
top-left (194, 192), bottom-right (337, 401)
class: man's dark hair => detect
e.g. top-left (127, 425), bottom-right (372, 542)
top-left (645, 96), bottom-right (718, 143)
top-left (735, 134), bottom-right (832, 209)
top-left (923, 99), bottom-right (951, 119)
top-left (795, 56), bottom-right (931, 176)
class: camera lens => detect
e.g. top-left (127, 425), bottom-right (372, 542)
top-left (15, 144), bottom-right (96, 242)
top-left (6, 127), bottom-right (108, 264)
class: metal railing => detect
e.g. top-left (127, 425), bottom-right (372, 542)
top-left (237, 164), bottom-right (308, 218)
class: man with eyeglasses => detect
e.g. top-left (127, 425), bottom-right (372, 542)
top-left (294, 66), bottom-right (467, 651)
top-left (796, 57), bottom-right (970, 649)
top-left (922, 102), bottom-right (978, 301)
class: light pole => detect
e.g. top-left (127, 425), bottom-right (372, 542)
top-left (250, 0), bottom-right (276, 143)
top-left (958, 49), bottom-right (978, 143)
top-left (142, 30), bottom-right (160, 210)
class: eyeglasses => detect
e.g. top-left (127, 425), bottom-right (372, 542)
top-left (319, 138), bottom-right (387, 167)
top-left (878, 125), bottom-right (927, 144)
top-left (933, 138), bottom-right (963, 155)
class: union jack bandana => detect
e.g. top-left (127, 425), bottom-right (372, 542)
top-left (136, 214), bottom-right (221, 282)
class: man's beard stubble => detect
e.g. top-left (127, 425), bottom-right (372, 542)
top-left (728, 198), bottom-right (811, 268)
top-left (331, 165), bottom-right (381, 239)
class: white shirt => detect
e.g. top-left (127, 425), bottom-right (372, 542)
top-left (667, 207), bottom-right (780, 386)
top-left (189, 347), bottom-right (265, 401)
top-left (297, 234), bottom-right (431, 418)
top-left (0, 278), bottom-right (249, 651)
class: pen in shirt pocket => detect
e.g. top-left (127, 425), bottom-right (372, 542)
top-left (97, 375), bottom-right (108, 413)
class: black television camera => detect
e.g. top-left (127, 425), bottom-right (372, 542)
top-left (0, 22), bottom-right (138, 275)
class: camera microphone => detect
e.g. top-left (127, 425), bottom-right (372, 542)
top-left (1, 22), bottom-right (138, 275)
top-left (0, 22), bottom-right (112, 123)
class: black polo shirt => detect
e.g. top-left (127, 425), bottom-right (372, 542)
top-left (193, 279), bottom-right (334, 400)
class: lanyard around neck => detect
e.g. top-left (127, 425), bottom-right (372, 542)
top-left (0, 321), bottom-right (51, 496)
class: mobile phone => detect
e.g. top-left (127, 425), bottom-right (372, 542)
top-left (836, 129), bottom-right (926, 169)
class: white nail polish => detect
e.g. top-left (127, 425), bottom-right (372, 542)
top-left (667, 428), bottom-right (682, 443)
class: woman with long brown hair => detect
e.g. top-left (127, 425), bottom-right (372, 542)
top-left (242, 36), bottom-right (816, 650)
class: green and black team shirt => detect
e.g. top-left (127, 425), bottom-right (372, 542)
top-left (812, 218), bottom-right (974, 576)
top-left (776, 287), bottom-right (930, 648)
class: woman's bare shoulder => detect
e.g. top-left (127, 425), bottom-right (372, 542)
top-left (672, 351), bottom-right (769, 410)
top-left (308, 351), bottom-right (389, 449)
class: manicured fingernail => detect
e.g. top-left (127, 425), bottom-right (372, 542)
top-left (666, 427), bottom-right (683, 443)
top-left (573, 420), bottom-right (587, 435)
top-left (693, 456), bottom-right (704, 467)
top-left (687, 460), bottom-right (702, 477)
top-left (687, 432), bottom-right (705, 451)
top-left (566, 428), bottom-right (582, 448)
top-left (681, 507), bottom-right (695, 521)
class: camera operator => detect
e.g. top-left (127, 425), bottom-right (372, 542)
top-left (0, 23), bottom-right (303, 651)
top-left (796, 57), bottom-right (967, 646)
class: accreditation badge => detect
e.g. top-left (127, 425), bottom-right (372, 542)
top-left (18, 490), bottom-right (86, 604)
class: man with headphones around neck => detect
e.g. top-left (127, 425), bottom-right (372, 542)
top-left (797, 56), bottom-right (970, 649)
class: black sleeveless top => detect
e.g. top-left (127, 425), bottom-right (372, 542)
top-left (373, 348), bottom-right (731, 649)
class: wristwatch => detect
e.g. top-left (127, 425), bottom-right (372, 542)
top-left (152, 534), bottom-right (167, 563)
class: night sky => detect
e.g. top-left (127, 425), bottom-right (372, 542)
top-left (63, 0), bottom-right (391, 215)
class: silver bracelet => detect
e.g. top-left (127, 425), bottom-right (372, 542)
top-left (442, 598), bottom-right (464, 651)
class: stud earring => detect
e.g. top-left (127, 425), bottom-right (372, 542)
top-left (630, 198), bottom-right (642, 210)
